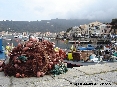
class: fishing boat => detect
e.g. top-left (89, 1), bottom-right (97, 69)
top-left (77, 44), bottom-right (95, 50)
top-left (69, 40), bottom-right (93, 44)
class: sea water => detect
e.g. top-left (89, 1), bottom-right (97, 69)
top-left (2, 36), bottom-right (72, 50)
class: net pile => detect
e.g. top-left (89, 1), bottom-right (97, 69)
top-left (2, 39), bottom-right (67, 78)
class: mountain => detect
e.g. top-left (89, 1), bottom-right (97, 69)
top-left (0, 19), bottom-right (111, 33)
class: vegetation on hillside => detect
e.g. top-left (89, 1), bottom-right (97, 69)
top-left (0, 19), bottom-right (111, 33)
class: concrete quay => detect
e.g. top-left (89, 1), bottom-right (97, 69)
top-left (0, 62), bottom-right (117, 87)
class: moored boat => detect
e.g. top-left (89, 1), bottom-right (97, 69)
top-left (69, 40), bottom-right (93, 44)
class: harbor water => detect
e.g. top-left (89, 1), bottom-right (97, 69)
top-left (2, 35), bottom-right (73, 50)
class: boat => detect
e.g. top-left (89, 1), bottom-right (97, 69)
top-left (14, 35), bottom-right (19, 38)
top-left (77, 44), bottom-right (95, 51)
top-left (69, 40), bottom-right (93, 44)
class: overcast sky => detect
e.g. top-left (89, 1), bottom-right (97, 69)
top-left (0, 0), bottom-right (117, 21)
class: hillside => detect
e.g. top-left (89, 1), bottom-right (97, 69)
top-left (0, 19), bottom-right (111, 33)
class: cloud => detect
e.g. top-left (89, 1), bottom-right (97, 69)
top-left (0, 0), bottom-right (117, 21)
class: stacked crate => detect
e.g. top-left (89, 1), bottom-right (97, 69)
top-left (80, 50), bottom-right (94, 61)
top-left (72, 50), bottom-right (94, 61)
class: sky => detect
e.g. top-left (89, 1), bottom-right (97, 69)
top-left (0, 0), bottom-right (117, 21)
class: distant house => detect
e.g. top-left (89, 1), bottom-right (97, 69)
top-left (88, 21), bottom-right (102, 35)
top-left (100, 23), bottom-right (112, 34)
top-left (79, 24), bottom-right (88, 35)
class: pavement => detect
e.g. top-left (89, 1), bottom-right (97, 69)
top-left (0, 62), bottom-right (117, 87)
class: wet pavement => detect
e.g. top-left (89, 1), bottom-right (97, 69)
top-left (0, 62), bottom-right (117, 87)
